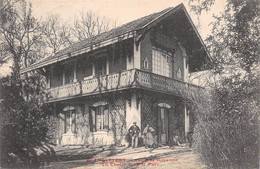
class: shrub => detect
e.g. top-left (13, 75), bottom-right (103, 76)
top-left (192, 75), bottom-right (259, 169)
top-left (0, 75), bottom-right (53, 168)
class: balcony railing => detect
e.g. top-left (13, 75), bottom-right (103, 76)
top-left (45, 69), bottom-right (204, 102)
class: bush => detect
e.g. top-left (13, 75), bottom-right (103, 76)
top-left (0, 75), bottom-right (54, 168)
top-left (192, 75), bottom-right (259, 169)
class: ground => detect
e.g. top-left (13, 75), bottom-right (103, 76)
top-left (43, 146), bottom-right (206, 169)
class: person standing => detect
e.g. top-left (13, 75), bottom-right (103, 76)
top-left (128, 122), bottom-right (140, 148)
top-left (143, 124), bottom-right (155, 148)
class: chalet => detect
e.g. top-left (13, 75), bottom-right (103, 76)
top-left (21, 3), bottom-right (209, 146)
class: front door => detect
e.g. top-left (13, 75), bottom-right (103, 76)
top-left (158, 107), bottom-right (169, 144)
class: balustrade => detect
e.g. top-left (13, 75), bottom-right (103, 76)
top-left (46, 69), bottom-right (204, 102)
top-left (135, 69), bottom-right (204, 100)
top-left (47, 82), bottom-right (81, 101)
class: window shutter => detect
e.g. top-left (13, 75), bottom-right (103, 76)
top-left (157, 107), bottom-right (161, 143)
top-left (104, 106), bottom-right (109, 131)
top-left (59, 113), bottom-right (65, 135)
top-left (89, 107), bottom-right (96, 132)
top-left (72, 111), bottom-right (76, 133)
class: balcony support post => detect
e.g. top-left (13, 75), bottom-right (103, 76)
top-left (184, 102), bottom-right (190, 137)
top-left (48, 66), bottom-right (53, 89)
top-left (73, 60), bottom-right (77, 82)
top-left (133, 41), bottom-right (141, 69)
top-left (125, 92), bottom-right (141, 131)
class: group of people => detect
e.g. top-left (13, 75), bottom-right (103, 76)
top-left (128, 122), bottom-right (156, 150)
top-left (127, 122), bottom-right (193, 150)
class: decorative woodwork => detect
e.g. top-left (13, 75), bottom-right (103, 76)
top-left (46, 69), bottom-right (204, 103)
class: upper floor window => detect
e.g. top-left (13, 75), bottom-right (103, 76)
top-left (177, 68), bottom-right (182, 80)
top-left (152, 49), bottom-right (172, 77)
top-left (95, 59), bottom-right (107, 77)
top-left (143, 57), bottom-right (149, 69)
top-left (51, 66), bottom-right (63, 87)
top-left (64, 66), bottom-right (74, 84)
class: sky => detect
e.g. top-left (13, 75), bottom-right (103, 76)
top-left (30, 0), bottom-right (226, 39)
top-left (0, 0), bottom-right (226, 77)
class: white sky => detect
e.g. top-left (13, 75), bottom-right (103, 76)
top-left (0, 0), bottom-right (226, 77)
top-left (30, 0), bottom-right (226, 40)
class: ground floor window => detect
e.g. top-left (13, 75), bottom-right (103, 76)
top-left (90, 105), bottom-right (109, 132)
top-left (63, 106), bottom-right (75, 133)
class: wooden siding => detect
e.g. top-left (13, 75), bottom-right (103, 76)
top-left (140, 26), bottom-right (185, 81)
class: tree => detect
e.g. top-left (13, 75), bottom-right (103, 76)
top-left (42, 14), bottom-right (73, 55)
top-left (0, 74), bottom-right (54, 168)
top-left (189, 0), bottom-right (259, 74)
top-left (0, 0), bottom-right (44, 76)
top-left (71, 10), bottom-right (116, 41)
top-left (41, 11), bottom-right (116, 56)
top-left (0, 1), bottom-right (54, 168)
top-left (188, 0), bottom-right (260, 168)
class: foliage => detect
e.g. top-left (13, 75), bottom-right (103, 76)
top-left (0, 1), bottom-right (117, 168)
top-left (0, 74), bottom-right (54, 168)
top-left (192, 74), bottom-right (259, 168)
top-left (189, 0), bottom-right (260, 168)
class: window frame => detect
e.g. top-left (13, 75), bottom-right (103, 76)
top-left (63, 106), bottom-right (76, 133)
top-left (95, 59), bottom-right (107, 77)
top-left (90, 103), bottom-right (109, 132)
top-left (152, 48), bottom-right (172, 78)
top-left (64, 64), bottom-right (74, 84)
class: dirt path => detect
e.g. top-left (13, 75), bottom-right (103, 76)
top-left (133, 150), bottom-right (206, 169)
top-left (45, 147), bottom-right (206, 169)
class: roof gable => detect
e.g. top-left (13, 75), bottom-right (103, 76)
top-left (21, 3), bottom-right (209, 73)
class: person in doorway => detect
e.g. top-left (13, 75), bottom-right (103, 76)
top-left (169, 135), bottom-right (184, 149)
top-left (186, 131), bottom-right (194, 147)
top-left (128, 122), bottom-right (140, 148)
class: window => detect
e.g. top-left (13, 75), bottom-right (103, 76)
top-left (143, 57), bottom-right (149, 69)
top-left (152, 49), bottom-right (172, 77)
top-left (83, 64), bottom-right (93, 77)
top-left (177, 68), bottom-right (182, 79)
top-left (95, 59), bottom-right (107, 76)
top-left (90, 105), bottom-right (109, 132)
top-left (51, 66), bottom-right (63, 87)
top-left (63, 106), bottom-right (75, 133)
top-left (64, 65), bottom-right (74, 84)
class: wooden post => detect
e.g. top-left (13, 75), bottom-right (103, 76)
top-left (48, 66), bottom-right (52, 89)
top-left (106, 58), bottom-right (109, 75)
top-left (125, 92), bottom-right (141, 131)
top-left (184, 103), bottom-right (190, 137)
top-left (73, 60), bottom-right (77, 82)
top-left (133, 41), bottom-right (141, 69)
top-left (62, 71), bottom-right (65, 85)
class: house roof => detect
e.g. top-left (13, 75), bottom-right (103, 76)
top-left (21, 3), bottom-right (209, 73)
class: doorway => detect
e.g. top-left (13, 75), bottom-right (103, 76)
top-left (158, 107), bottom-right (169, 144)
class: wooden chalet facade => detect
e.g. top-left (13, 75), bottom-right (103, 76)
top-left (21, 4), bottom-right (209, 146)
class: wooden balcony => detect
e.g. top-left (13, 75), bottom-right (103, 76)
top-left (45, 69), bottom-right (205, 103)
